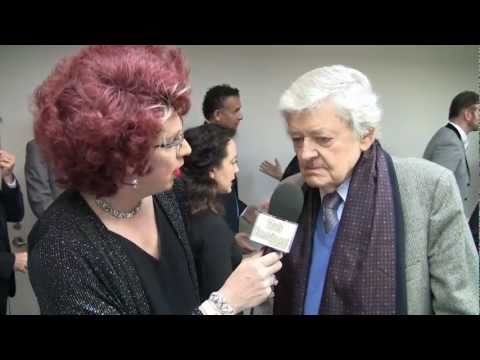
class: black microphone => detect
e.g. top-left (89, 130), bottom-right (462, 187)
top-left (268, 182), bottom-right (304, 223)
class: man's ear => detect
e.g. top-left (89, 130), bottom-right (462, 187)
top-left (359, 128), bottom-right (377, 151)
top-left (213, 109), bottom-right (223, 122)
top-left (464, 107), bottom-right (474, 122)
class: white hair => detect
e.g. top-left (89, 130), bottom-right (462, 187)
top-left (145, 84), bottom-right (191, 123)
top-left (279, 65), bottom-right (382, 138)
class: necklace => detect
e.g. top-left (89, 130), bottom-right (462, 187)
top-left (95, 198), bottom-right (142, 219)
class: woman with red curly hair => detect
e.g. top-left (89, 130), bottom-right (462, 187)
top-left (27, 45), bottom-right (282, 315)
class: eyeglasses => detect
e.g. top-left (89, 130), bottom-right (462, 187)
top-left (154, 131), bottom-right (184, 156)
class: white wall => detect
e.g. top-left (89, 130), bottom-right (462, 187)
top-left (0, 45), bottom-right (477, 314)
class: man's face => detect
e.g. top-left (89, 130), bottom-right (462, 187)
top-left (287, 100), bottom-right (375, 194)
top-left (213, 96), bottom-right (243, 129)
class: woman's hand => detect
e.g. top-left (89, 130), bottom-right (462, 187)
top-left (218, 250), bottom-right (282, 313)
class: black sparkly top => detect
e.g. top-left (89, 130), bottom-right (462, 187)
top-left (114, 202), bottom-right (198, 314)
top-left (189, 210), bottom-right (242, 302)
top-left (28, 186), bottom-right (200, 315)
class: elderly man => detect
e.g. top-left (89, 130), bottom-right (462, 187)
top-left (273, 65), bottom-right (479, 315)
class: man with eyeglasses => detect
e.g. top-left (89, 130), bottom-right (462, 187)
top-left (424, 91), bottom-right (480, 249)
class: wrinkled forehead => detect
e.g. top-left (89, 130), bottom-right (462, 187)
top-left (286, 103), bottom-right (349, 133)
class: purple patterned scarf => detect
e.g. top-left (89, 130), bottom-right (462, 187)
top-left (274, 141), bottom-right (406, 315)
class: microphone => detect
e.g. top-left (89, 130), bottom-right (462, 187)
top-left (268, 182), bottom-right (304, 224)
top-left (249, 182), bottom-right (304, 253)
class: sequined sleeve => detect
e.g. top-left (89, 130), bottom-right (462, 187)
top-left (29, 227), bottom-right (124, 315)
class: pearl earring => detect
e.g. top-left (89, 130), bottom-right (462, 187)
top-left (124, 177), bottom-right (138, 189)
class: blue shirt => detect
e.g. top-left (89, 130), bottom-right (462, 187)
top-left (303, 178), bottom-right (350, 315)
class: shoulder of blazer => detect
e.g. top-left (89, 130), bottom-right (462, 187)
top-left (28, 190), bottom-right (97, 250)
top-left (445, 123), bottom-right (463, 142)
top-left (393, 156), bottom-right (451, 174)
top-left (392, 156), bottom-right (453, 190)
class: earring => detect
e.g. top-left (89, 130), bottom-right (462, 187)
top-left (124, 177), bottom-right (138, 189)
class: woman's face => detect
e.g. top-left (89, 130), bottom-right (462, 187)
top-left (139, 112), bottom-right (191, 194)
top-left (210, 139), bottom-right (239, 194)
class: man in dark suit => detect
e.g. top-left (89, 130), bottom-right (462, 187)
top-left (25, 139), bottom-right (63, 218)
top-left (201, 84), bottom-right (252, 251)
top-left (423, 91), bottom-right (479, 247)
top-left (0, 148), bottom-right (26, 315)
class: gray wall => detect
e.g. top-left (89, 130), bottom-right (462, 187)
top-left (0, 45), bottom-right (478, 314)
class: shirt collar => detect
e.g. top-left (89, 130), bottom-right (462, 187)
top-left (448, 121), bottom-right (469, 149)
top-left (320, 176), bottom-right (351, 202)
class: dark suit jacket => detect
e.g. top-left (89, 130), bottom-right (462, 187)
top-left (189, 210), bottom-right (242, 302)
top-left (0, 177), bottom-right (24, 302)
top-left (220, 178), bottom-right (246, 234)
top-left (25, 140), bottom-right (63, 218)
top-left (281, 156), bottom-right (300, 181)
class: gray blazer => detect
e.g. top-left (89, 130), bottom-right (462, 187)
top-left (423, 125), bottom-right (471, 212)
top-left (25, 140), bottom-right (63, 218)
top-left (393, 157), bottom-right (478, 314)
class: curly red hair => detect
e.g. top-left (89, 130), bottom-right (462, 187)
top-left (33, 45), bottom-right (191, 197)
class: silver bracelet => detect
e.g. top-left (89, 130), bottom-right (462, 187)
top-left (208, 291), bottom-right (236, 315)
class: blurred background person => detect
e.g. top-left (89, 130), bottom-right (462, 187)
top-left (0, 147), bottom-right (26, 315)
top-left (201, 85), bottom-right (249, 243)
top-left (423, 90), bottom-right (479, 249)
top-left (181, 124), bottom-right (244, 302)
top-left (25, 139), bottom-right (62, 218)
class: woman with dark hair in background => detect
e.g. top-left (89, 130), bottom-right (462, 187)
top-left (181, 124), bottom-right (252, 302)
top-left (28, 45), bottom-right (282, 315)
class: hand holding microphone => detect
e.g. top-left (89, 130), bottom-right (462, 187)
top-left (217, 250), bottom-right (283, 312)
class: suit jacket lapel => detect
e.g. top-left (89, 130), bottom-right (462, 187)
top-left (445, 123), bottom-right (462, 141)
top-left (445, 123), bottom-right (471, 179)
